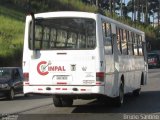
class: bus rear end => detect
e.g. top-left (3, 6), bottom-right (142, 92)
top-left (23, 12), bottom-right (105, 106)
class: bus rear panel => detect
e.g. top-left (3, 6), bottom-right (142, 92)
top-left (23, 12), bottom-right (105, 98)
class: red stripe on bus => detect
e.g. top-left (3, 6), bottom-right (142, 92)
top-left (81, 89), bottom-right (86, 91)
top-left (62, 88), bottom-right (67, 90)
top-left (56, 88), bottom-right (61, 90)
top-left (38, 88), bottom-right (43, 90)
top-left (96, 82), bottom-right (102, 85)
top-left (24, 82), bottom-right (30, 85)
top-left (57, 82), bottom-right (67, 85)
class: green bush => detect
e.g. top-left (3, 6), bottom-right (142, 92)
top-left (0, 5), bottom-right (24, 67)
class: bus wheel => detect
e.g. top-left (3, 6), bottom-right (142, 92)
top-left (8, 88), bottom-right (15, 100)
top-left (114, 81), bottom-right (124, 107)
top-left (133, 88), bottom-right (141, 97)
top-left (133, 75), bottom-right (142, 97)
top-left (61, 98), bottom-right (73, 107)
top-left (53, 95), bottom-right (62, 107)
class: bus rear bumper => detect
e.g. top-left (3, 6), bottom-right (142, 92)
top-left (23, 85), bottom-right (105, 96)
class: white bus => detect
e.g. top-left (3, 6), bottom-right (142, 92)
top-left (23, 11), bottom-right (148, 107)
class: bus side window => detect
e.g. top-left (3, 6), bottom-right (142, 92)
top-left (136, 34), bottom-right (140, 56)
top-left (131, 32), bottom-right (136, 55)
top-left (102, 22), bottom-right (112, 54)
top-left (133, 33), bottom-right (138, 56)
top-left (116, 27), bottom-right (122, 54)
top-left (122, 29), bottom-right (127, 55)
top-left (128, 31), bottom-right (133, 55)
top-left (138, 35), bottom-right (143, 56)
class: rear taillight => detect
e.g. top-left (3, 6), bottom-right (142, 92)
top-left (149, 58), bottom-right (158, 63)
top-left (23, 72), bottom-right (29, 81)
top-left (96, 72), bottom-right (105, 82)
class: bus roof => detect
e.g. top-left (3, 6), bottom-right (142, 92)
top-left (99, 14), bottom-right (144, 35)
top-left (29, 11), bottom-right (97, 20)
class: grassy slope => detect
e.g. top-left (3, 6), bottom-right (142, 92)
top-left (0, 5), bottom-right (25, 66)
top-left (0, 5), bottom-right (24, 55)
top-left (0, 0), bottom-right (98, 67)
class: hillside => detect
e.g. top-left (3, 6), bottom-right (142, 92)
top-left (0, 0), bottom-right (98, 67)
top-left (0, 0), bottom-right (159, 66)
top-left (0, 4), bottom-right (25, 66)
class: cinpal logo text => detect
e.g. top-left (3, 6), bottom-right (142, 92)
top-left (37, 61), bottom-right (66, 76)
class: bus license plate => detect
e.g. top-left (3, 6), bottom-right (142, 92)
top-left (56, 76), bottom-right (68, 80)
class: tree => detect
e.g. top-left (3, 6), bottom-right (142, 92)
top-left (148, 0), bottom-right (158, 26)
top-left (127, 0), bottom-right (149, 24)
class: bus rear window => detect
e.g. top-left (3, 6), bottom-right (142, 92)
top-left (29, 18), bottom-right (96, 50)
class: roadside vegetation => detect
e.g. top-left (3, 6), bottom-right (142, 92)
top-left (0, 4), bottom-right (25, 66)
top-left (0, 0), bottom-right (159, 66)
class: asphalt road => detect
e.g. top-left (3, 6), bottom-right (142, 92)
top-left (1, 68), bottom-right (160, 120)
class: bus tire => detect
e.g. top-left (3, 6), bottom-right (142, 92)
top-left (61, 98), bottom-right (73, 107)
top-left (133, 74), bottom-right (142, 96)
top-left (53, 95), bottom-right (62, 107)
top-left (114, 81), bottom-right (124, 107)
top-left (24, 94), bottom-right (31, 97)
top-left (133, 88), bottom-right (141, 97)
top-left (7, 88), bottom-right (15, 100)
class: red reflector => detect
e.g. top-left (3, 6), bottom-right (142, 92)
top-left (24, 82), bottom-right (29, 85)
top-left (81, 89), bottom-right (86, 91)
top-left (96, 82), bottom-right (102, 85)
top-left (38, 88), bottom-right (43, 90)
top-left (96, 72), bottom-right (105, 78)
top-left (62, 88), bottom-right (67, 90)
top-left (56, 88), bottom-right (61, 90)
top-left (23, 72), bottom-right (29, 81)
top-left (57, 82), bottom-right (67, 85)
